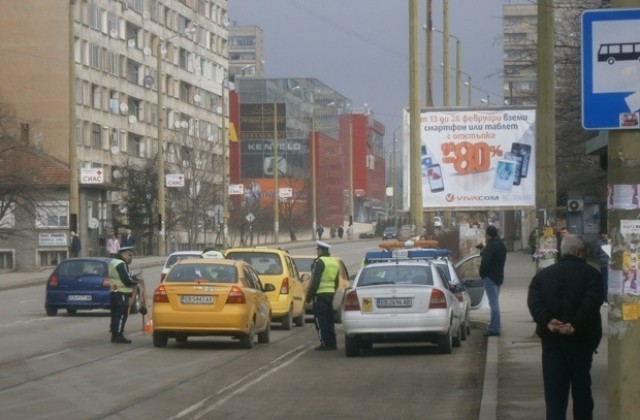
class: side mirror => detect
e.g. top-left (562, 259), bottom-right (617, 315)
top-left (300, 273), bottom-right (311, 282)
top-left (263, 283), bottom-right (276, 292)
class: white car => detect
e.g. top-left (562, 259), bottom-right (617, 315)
top-left (430, 258), bottom-right (472, 340)
top-left (343, 250), bottom-right (463, 357)
top-left (160, 251), bottom-right (203, 282)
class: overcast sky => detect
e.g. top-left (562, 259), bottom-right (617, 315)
top-left (228, 0), bottom-right (525, 142)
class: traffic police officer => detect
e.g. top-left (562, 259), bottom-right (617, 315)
top-left (109, 246), bottom-right (137, 343)
top-left (306, 241), bottom-right (339, 351)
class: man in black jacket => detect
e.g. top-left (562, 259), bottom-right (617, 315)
top-left (527, 235), bottom-right (602, 420)
top-left (479, 225), bottom-right (507, 336)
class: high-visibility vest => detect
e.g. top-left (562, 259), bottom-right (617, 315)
top-left (317, 256), bottom-right (339, 294)
top-left (109, 259), bottom-right (133, 293)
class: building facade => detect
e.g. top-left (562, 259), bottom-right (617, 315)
top-left (0, 0), bottom-right (230, 266)
top-left (228, 25), bottom-right (264, 81)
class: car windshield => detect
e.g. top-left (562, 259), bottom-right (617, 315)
top-left (359, 266), bottom-right (433, 286)
top-left (226, 252), bottom-right (282, 275)
top-left (293, 257), bottom-right (315, 273)
top-left (384, 227), bottom-right (397, 233)
top-left (58, 260), bottom-right (106, 276)
top-left (166, 264), bottom-right (237, 283)
top-left (166, 253), bottom-right (201, 268)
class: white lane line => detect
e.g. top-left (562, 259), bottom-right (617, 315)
top-left (0, 317), bottom-right (56, 328)
top-left (170, 344), bottom-right (310, 420)
top-left (33, 350), bottom-right (70, 360)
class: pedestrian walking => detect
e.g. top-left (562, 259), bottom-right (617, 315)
top-left (108, 246), bottom-right (138, 344)
top-left (121, 229), bottom-right (136, 248)
top-left (337, 225), bottom-right (344, 239)
top-left (106, 233), bottom-right (120, 258)
top-left (527, 235), bottom-right (603, 420)
top-left (595, 232), bottom-right (610, 303)
top-left (316, 225), bottom-right (324, 240)
top-left (306, 241), bottom-right (338, 351)
top-left (70, 231), bottom-right (81, 257)
top-left (479, 225), bottom-right (507, 336)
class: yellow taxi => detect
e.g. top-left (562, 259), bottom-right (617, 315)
top-left (225, 247), bottom-right (306, 330)
top-left (151, 259), bottom-right (274, 348)
top-left (291, 254), bottom-right (352, 323)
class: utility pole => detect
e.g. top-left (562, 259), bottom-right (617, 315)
top-left (157, 41), bottom-right (166, 256)
top-left (311, 108), bottom-right (317, 240)
top-left (425, 0), bottom-right (434, 107)
top-left (609, 2), bottom-right (640, 418)
top-left (273, 99), bottom-right (280, 245)
top-left (535, 0), bottom-right (556, 269)
top-left (221, 84), bottom-right (229, 249)
top-left (409, 0), bottom-right (423, 231)
top-left (68, 0), bottom-right (79, 237)
top-left (442, 0), bottom-right (450, 107)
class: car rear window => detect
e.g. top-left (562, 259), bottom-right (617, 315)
top-left (359, 266), bottom-right (433, 286)
top-left (166, 264), bottom-right (237, 283)
top-left (166, 253), bottom-right (202, 268)
top-left (226, 252), bottom-right (282, 275)
top-left (59, 260), bottom-right (106, 276)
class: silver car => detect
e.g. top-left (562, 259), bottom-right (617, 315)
top-left (343, 254), bottom-right (462, 357)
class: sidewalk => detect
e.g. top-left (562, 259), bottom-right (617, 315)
top-left (476, 251), bottom-right (608, 420)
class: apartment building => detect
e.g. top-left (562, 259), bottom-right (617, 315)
top-left (0, 0), bottom-right (229, 266)
top-left (228, 25), bottom-right (264, 81)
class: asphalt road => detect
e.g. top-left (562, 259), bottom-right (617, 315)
top-left (0, 240), bottom-right (488, 419)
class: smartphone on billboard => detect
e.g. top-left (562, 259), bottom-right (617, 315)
top-left (504, 152), bottom-right (523, 186)
top-left (427, 164), bottom-right (445, 193)
top-left (510, 143), bottom-right (532, 178)
top-left (493, 159), bottom-right (516, 192)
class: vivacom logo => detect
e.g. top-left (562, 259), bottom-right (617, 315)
top-left (445, 193), bottom-right (455, 202)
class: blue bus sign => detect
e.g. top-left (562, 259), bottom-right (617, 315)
top-left (582, 9), bottom-right (640, 130)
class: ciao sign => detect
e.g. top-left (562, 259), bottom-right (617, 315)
top-left (80, 168), bottom-right (104, 184)
top-left (166, 174), bottom-right (185, 187)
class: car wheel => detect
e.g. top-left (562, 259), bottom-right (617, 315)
top-left (129, 291), bottom-right (140, 314)
top-left (153, 332), bottom-right (168, 348)
top-left (453, 324), bottom-right (462, 348)
top-left (281, 308), bottom-right (293, 330)
top-left (345, 335), bottom-right (360, 357)
top-left (438, 328), bottom-right (453, 354)
top-left (293, 310), bottom-right (305, 327)
top-left (257, 318), bottom-right (271, 344)
top-left (240, 321), bottom-right (255, 349)
top-left (66, 308), bottom-right (77, 315)
top-left (45, 306), bottom-right (58, 317)
top-left (175, 334), bottom-right (188, 344)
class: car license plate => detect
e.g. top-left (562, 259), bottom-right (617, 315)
top-left (180, 295), bottom-right (214, 304)
top-left (376, 297), bottom-right (413, 308)
top-left (68, 295), bottom-right (92, 301)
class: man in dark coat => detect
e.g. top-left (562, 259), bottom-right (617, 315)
top-left (527, 235), bottom-right (602, 420)
top-left (479, 225), bottom-right (507, 336)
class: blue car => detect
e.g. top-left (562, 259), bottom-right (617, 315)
top-left (44, 258), bottom-right (141, 316)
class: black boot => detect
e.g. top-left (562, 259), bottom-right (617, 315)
top-left (112, 333), bottom-right (132, 344)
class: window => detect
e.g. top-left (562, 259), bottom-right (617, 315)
top-left (108, 52), bottom-right (120, 76)
top-left (92, 123), bottom-right (102, 149)
top-left (128, 133), bottom-right (143, 157)
top-left (107, 12), bottom-right (118, 36)
top-left (36, 201), bottom-right (69, 228)
top-left (38, 250), bottom-right (67, 267)
top-left (92, 84), bottom-right (101, 109)
top-left (0, 250), bottom-right (14, 270)
top-left (90, 43), bottom-right (101, 69)
top-left (89, 4), bottom-right (102, 30)
top-left (0, 203), bottom-right (15, 229)
top-left (127, 59), bottom-right (141, 84)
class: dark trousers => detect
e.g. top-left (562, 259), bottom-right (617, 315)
top-left (542, 340), bottom-right (595, 420)
top-left (313, 294), bottom-right (336, 348)
top-left (110, 292), bottom-right (130, 335)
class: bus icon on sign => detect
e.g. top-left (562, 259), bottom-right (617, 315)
top-left (598, 42), bottom-right (640, 65)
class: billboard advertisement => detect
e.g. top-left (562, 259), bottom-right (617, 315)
top-left (415, 108), bottom-right (536, 209)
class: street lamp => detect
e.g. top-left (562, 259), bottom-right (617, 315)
top-left (431, 27), bottom-right (462, 107)
top-left (156, 23), bottom-right (197, 256)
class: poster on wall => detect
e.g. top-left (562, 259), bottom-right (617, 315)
top-left (417, 108), bottom-right (536, 209)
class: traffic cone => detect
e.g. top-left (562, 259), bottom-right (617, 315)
top-left (144, 317), bottom-right (153, 334)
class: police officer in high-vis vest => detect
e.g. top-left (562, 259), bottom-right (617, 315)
top-left (109, 246), bottom-right (137, 343)
top-left (306, 241), bottom-right (339, 351)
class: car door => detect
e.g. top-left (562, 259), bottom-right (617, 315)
top-left (454, 253), bottom-right (485, 310)
top-left (284, 255), bottom-right (305, 315)
top-left (245, 266), bottom-right (270, 330)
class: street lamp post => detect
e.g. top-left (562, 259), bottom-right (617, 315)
top-left (273, 99), bottom-right (279, 244)
top-left (431, 28), bottom-right (462, 107)
top-left (68, 0), bottom-right (79, 236)
top-left (392, 125), bottom-right (401, 223)
top-left (311, 106), bottom-right (317, 240)
top-left (221, 82), bottom-right (229, 249)
top-left (156, 24), bottom-right (196, 256)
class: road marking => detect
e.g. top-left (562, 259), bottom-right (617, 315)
top-left (33, 350), bottom-right (70, 360)
top-left (169, 344), bottom-right (311, 419)
top-left (0, 317), bottom-right (56, 328)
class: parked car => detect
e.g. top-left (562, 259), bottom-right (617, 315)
top-left (382, 226), bottom-right (399, 240)
top-left (430, 258), bottom-right (472, 340)
top-left (433, 216), bottom-right (443, 228)
top-left (152, 258), bottom-right (274, 348)
top-left (396, 224), bottom-right (416, 242)
top-left (44, 257), bottom-right (143, 316)
top-left (343, 249), bottom-right (463, 357)
top-left (225, 247), bottom-right (306, 329)
top-left (291, 254), bottom-right (351, 323)
top-left (160, 250), bottom-right (203, 282)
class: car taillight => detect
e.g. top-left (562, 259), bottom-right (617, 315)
top-left (429, 289), bottom-right (447, 309)
top-left (48, 274), bottom-right (59, 288)
top-left (101, 276), bottom-right (111, 289)
top-left (153, 285), bottom-right (169, 303)
top-left (343, 290), bottom-right (360, 311)
top-left (226, 286), bottom-right (246, 304)
top-left (280, 277), bottom-right (290, 294)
